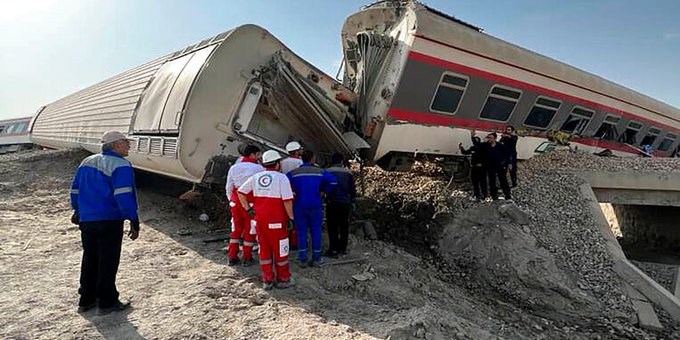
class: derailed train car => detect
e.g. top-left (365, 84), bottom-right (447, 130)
top-left (339, 1), bottom-right (680, 174)
top-left (31, 24), bottom-right (362, 184)
top-left (0, 116), bottom-right (33, 154)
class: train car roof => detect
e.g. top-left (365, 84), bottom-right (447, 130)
top-left (0, 116), bottom-right (32, 125)
top-left (404, 1), bottom-right (680, 122)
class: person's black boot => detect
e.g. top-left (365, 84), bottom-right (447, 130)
top-left (77, 301), bottom-right (97, 313)
top-left (99, 300), bottom-right (131, 315)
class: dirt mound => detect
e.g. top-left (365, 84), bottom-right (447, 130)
top-left (438, 204), bottom-right (598, 318)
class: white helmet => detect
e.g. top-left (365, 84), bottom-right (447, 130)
top-left (261, 150), bottom-right (283, 165)
top-left (285, 141), bottom-right (302, 152)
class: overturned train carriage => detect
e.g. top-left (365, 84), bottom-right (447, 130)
top-left (340, 1), bottom-right (680, 172)
top-left (31, 24), bottom-right (361, 184)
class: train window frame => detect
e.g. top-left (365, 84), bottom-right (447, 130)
top-left (429, 72), bottom-right (470, 116)
top-left (523, 96), bottom-right (561, 129)
top-left (477, 84), bottom-right (523, 123)
top-left (640, 127), bottom-right (661, 147)
top-left (559, 106), bottom-right (594, 135)
top-left (618, 120), bottom-right (642, 145)
top-left (658, 133), bottom-right (677, 152)
top-left (5, 124), bottom-right (18, 134)
top-left (593, 114), bottom-right (620, 141)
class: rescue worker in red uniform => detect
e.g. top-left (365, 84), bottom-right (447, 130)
top-left (225, 145), bottom-right (264, 266)
top-left (237, 150), bottom-right (296, 290)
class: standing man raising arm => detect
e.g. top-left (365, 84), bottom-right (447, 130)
top-left (237, 150), bottom-right (295, 290)
top-left (70, 130), bottom-right (140, 314)
top-left (459, 130), bottom-right (488, 202)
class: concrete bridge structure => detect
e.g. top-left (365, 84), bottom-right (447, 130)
top-left (577, 171), bottom-right (680, 330)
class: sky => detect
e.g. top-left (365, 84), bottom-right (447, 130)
top-left (1, 0), bottom-right (679, 120)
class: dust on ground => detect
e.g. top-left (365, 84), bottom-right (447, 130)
top-left (1, 149), bottom-right (679, 339)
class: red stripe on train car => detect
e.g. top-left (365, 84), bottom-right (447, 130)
top-left (407, 49), bottom-right (680, 134)
top-left (388, 107), bottom-right (506, 130)
top-left (387, 107), bottom-right (640, 155)
top-left (413, 34), bottom-right (680, 128)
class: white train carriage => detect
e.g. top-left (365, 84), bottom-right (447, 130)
top-left (339, 1), bottom-right (680, 172)
top-left (0, 117), bottom-right (33, 154)
top-left (31, 24), bottom-right (361, 184)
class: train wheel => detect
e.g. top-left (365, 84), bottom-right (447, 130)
top-left (444, 158), bottom-right (470, 186)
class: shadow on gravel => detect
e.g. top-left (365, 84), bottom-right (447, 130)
top-left (81, 308), bottom-right (145, 340)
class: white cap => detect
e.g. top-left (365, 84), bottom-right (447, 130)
top-left (261, 150), bottom-right (283, 165)
top-left (101, 130), bottom-right (129, 144)
top-left (285, 141), bottom-right (302, 152)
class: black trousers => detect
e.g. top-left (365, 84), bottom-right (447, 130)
top-left (326, 202), bottom-right (351, 253)
top-left (470, 165), bottom-right (487, 199)
top-left (508, 153), bottom-right (518, 187)
top-left (79, 220), bottom-right (124, 308)
top-left (488, 166), bottom-right (512, 200)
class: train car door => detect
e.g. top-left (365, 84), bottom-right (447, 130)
top-left (131, 45), bottom-right (217, 135)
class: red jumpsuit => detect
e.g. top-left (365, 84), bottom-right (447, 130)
top-left (225, 157), bottom-right (264, 261)
top-left (238, 169), bottom-right (293, 283)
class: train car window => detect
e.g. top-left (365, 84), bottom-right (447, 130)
top-left (658, 133), bottom-right (677, 151)
top-left (430, 73), bottom-right (469, 115)
top-left (479, 85), bottom-right (522, 122)
top-left (0, 125), bottom-right (5, 134)
top-left (560, 107), bottom-right (594, 135)
top-left (524, 97), bottom-right (561, 129)
top-left (593, 115), bottom-right (620, 141)
top-left (618, 121), bottom-right (642, 145)
top-left (640, 127), bottom-right (661, 146)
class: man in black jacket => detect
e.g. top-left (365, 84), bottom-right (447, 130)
top-left (500, 125), bottom-right (519, 187)
top-left (325, 153), bottom-right (357, 257)
top-left (459, 131), bottom-right (487, 201)
top-left (484, 132), bottom-right (512, 200)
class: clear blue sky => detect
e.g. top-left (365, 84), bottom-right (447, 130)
top-left (1, 0), bottom-right (679, 120)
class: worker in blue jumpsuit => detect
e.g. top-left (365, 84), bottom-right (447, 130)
top-left (287, 150), bottom-right (337, 267)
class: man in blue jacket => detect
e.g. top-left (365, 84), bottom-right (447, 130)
top-left (287, 150), bottom-right (336, 267)
top-left (70, 130), bottom-right (140, 314)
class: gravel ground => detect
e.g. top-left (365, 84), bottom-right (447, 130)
top-left (527, 151), bottom-right (680, 173)
top-left (2, 148), bottom-right (680, 339)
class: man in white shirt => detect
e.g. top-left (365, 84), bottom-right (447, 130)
top-left (280, 141), bottom-right (303, 174)
top-left (225, 145), bottom-right (265, 266)
top-left (237, 150), bottom-right (296, 290)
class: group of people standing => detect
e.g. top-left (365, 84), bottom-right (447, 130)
top-left (225, 141), bottom-right (356, 290)
top-left (458, 125), bottom-right (519, 202)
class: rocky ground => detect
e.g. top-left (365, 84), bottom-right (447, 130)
top-left (1, 149), bottom-right (679, 339)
